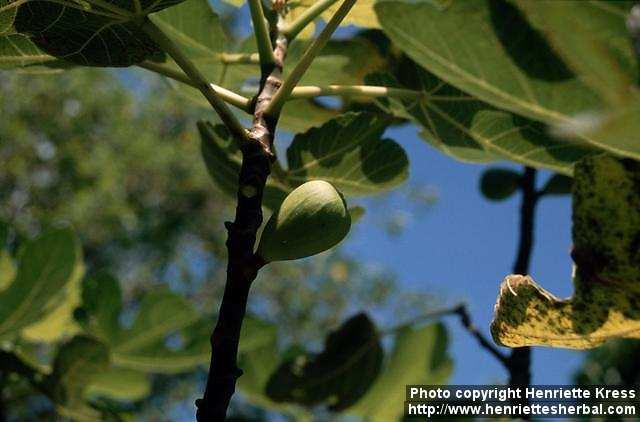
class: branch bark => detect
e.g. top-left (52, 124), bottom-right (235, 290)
top-left (506, 167), bottom-right (537, 411)
top-left (455, 167), bottom-right (537, 411)
top-left (194, 26), bottom-right (288, 422)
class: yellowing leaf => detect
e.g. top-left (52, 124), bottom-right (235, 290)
top-left (21, 261), bottom-right (85, 343)
top-left (492, 156), bottom-right (640, 349)
top-left (0, 249), bottom-right (15, 291)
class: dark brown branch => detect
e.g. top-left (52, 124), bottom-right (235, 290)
top-left (195, 27), bottom-right (288, 422)
top-left (455, 167), bottom-right (537, 412)
top-left (506, 167), bottom-right (537, 412)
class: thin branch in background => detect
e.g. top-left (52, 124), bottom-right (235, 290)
top-left (140, 18), bottom-right (249, 143)
top-left (454, 305), bottom-right (509, 365)
top-left (137, 61), bottom-right (253, 112)
top-left (248, 0), bottom-right (276, 71)
top-left (265, 0), bottom-right (358, 117)
top-left (281, 0), bottom-right (339, 41)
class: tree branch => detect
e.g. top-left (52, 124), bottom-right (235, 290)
top-left (281, 0), bottom-right (339, 41)
top-left (505, 167), bottom-right (537, 409)
top-left (140, 18), bottom-right (249, 143)
top-left (137, 61), bottom-right (253, 113)
top-left (456, 167), bottom-right (537, 412)
top-left (194, 20), bottom-right (289, 422)
top-left (265, 0), bottom-right (357, 117)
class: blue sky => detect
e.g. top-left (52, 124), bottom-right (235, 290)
top-left (345, 122), bottom-right (584, 385)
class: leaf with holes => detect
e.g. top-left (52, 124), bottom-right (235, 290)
top-left (492, 156), bottom-right (640, 348)
top-left (286, 112), bottom-right (408, 195)
top-left (266, 313), bottom-right (383, 411)
top-left (5, 0), bottom-right (184, 67)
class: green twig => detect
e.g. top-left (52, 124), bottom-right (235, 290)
top-left (141, 19), bottom-right (249, 143)
top-left (281, 0), bottom-right (340, 41)
top-left (219, 52), bottom-right (260, 65)
top-left (289, 84), bottom-right (424, 100)
top-left (248, 0), bottom-right (276, 71)
top-left (138, 61), bottom-right (253, 113)
top-left (265, 0), bottom-right (357, 117)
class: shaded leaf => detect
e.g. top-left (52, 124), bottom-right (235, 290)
top-left (266, 313), bottom-right (383, 411)
top-left (286, 112), bottom-right (408, 195)
top-left (78, 273), bottom-right (211, 373)
top-left (7, 0), bottom-right (184, 67)
top-left (347, 323), bottom-right (452, 421)
top-left (86, 367), bottom-right (151, 402)
top-left (0, 228), bottom-right (80, 340)
top-left (237, 324), bottom-right (311, 419)
top-left (480, 168), bottom-right (521, 201)
top-left (540, 174), bottom-right (572, 196)
top-left (492, 156), bottom-right (640, 348)
top-left (47, 335), bottom-right (110, 418)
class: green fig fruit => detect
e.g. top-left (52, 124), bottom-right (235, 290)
top-left (257, 180), bottom-right (351, 262)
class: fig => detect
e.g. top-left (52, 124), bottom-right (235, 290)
top-left (257, 180), bottom-right (351, 262)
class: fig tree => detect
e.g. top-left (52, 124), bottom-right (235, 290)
top-left (257, 180), bottom-right (351, 262)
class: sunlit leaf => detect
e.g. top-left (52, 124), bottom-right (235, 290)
top-left (492, 156), bottom-right (640, 348)
top-left (266, 313), bottom-right (383, 411)
top-left (347, 322), bottom-right (452, 421)
top-left (517, 0), bottom-right (638, 105)
top-left (0, 34), bottom-right (56, 68)
top-left (286, 112), bottom-right (408, 195)
top-left (367, 66), bottom-right (596, 175)
top-left (21, 261), bottom-right (85, 343)
top-left (0, 249), bottom-right (15, 291)
top-left (375, 0), bottom-right (640, 161)
top-left (0, 228), bottom-right (80, 340)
